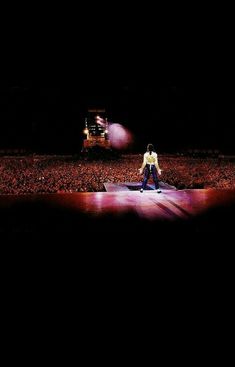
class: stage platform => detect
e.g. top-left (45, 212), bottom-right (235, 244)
top-left (1, 186), bottom-right (235, 233)
top-left (103, 181), bottom-right (176, 192)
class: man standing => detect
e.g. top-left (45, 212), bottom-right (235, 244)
top-left (139, 144), bottom-right (162, 193)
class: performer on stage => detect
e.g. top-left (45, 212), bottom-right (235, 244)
top-left (139, 143), bottom-right (162, 193)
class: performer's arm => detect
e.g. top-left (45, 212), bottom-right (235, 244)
top-left (139, 156), bottom-right (147, 174)
top-left (155, 155), bottom-right (162, 175)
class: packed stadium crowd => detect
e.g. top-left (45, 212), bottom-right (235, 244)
top-left (0, 154), bottom-right (234, 195)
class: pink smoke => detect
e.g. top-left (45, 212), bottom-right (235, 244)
top-left (95, 116), bottom-right (133, 149)
top-left (108, 123), bottom-right (133, 150)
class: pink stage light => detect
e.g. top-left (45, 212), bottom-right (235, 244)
top-left (94, 115), bottom-right (133, 149)
top-left (108, 123), bottom-right (133, 150)
top-left (96, 116), bottom-right (105, 127)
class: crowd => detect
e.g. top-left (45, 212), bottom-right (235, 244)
top-left (161, 156), bottom-right (235, 189)
top-left (0, 154), bottom-right (234, 195)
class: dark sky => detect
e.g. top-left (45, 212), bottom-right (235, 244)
top-left (1, 10), bottom-right (235, 153)
top-left (0, 73), bottom-right (234, 153)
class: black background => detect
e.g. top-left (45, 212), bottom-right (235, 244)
top-left (1, 6), bottom-right (234, 154)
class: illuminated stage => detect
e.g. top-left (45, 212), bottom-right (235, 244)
top-left (1, 187), bottom-right (235, 233)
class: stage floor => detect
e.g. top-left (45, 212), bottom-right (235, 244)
top-left (1, 187), bottom-right (235, 233)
